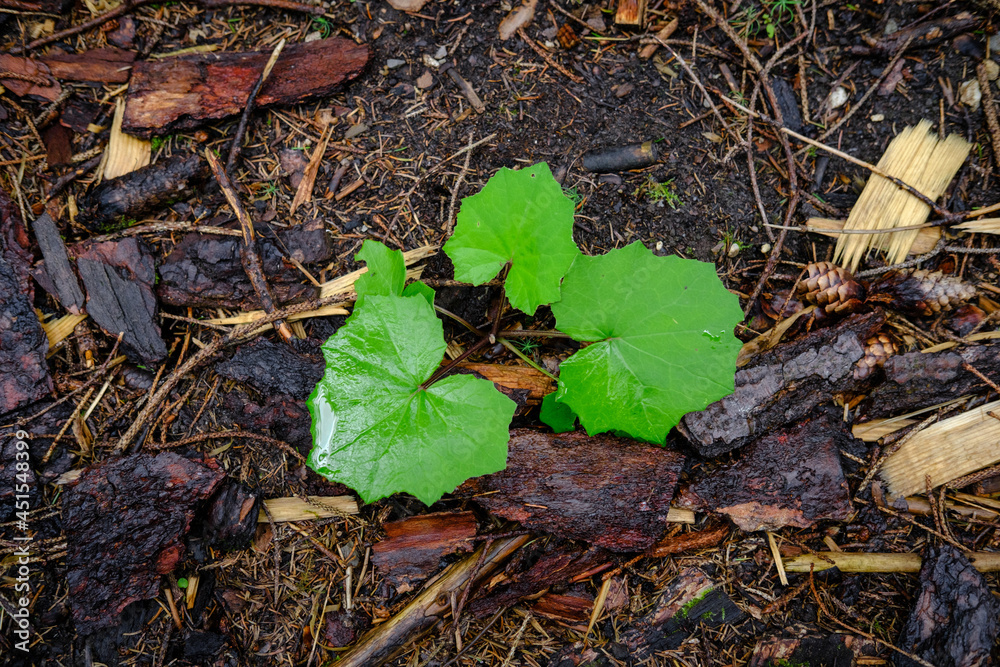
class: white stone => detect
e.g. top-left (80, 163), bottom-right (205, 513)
top-left (960, 79), bottom-right (982, 112)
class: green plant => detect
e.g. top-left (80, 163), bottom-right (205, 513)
top-left (307, 163), bottom-right (742, 505)
top-left (643, 176), bottom-right (682, 209)
top-left (312, 16), bottom-right (332, 38)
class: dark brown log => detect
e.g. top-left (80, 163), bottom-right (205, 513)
top-left (77, 154), bottom-right (207, 231)
top-left (861, 342), bottom-right (1000, 419)
top-left (122, 38), bottom-right (369, 137)
top-left (74, 238), bottom-right (167, 363)
top-left (371, 511), bottom-right (478, 594)
top-left (0, 190), bottom-right (51, 416)
top-left (896, 545), bottom-right (1000, 667)
top-left (336, 535), bottom-right (530, 667)
top-left (681, 311), bottom-right (886, 457)
top-left (63, 452), bottom-right (225, 634)
top-left (31, 213), bottom-right (85, 313)
top-left (40, 47), bottom-right (136, 83)
top-left (676, 412), bottom-right (854, 532)
top-left (458, 429), bottom-right (685, 552)
top-left (549, 567), bottom-right (747, 666)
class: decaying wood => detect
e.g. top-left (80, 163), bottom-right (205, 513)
top-left (336, 535), bottom-right (531, 667)
top-left (614, 0), bottom-right (646, 26)
top-left (805, 217), bottom-right (941, 255)
top-left (122, 38), bottom-right (369, 137)
top-left (0, 54), bottom-right (60, 101)
top-left (78, 154), bottom-right (207, 231)
top-left (644, 525), bottom-right (729, 558)
top-left (74, 238), bottom-right (167, 363)
top-left (676, 412), bottom-right (854, 531)
top-left (40, 47), bottom-right (136, 83)
top-left (681, 311), bottom-right (886, 457)
top-left (748, 625), bottom-right (877, 667)
top-left (783, 551), bottom-right (1000, 573)
top-left (881, 399), bottom-right (1000, 498)
top-left (372, 511), bottom-right (478, 594)
top-left (458, 429), bottom-right (685, 552)
top-left (206, 149), bottom-right (293, 342)
top-left (550, 567), bottom-right (747, 666)
top-left (31, 213), bottom-right (85, 314)
top-left (456, 363), bottom-right (554, 404)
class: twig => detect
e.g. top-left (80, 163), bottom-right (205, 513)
top-left (11, 0), bottom-right (323, 54)
top-left (445, 131), bottom-right (475, 234)
top-left (205, 148), bottom-right (294, 343)
top-left (226, 39), bottom-right (285, 174)
top-left (977, 62), bottom-right (1000, 173)
top-left (660, 43), bottom-right (732, 135)
top-left (148, 428), bottom-right (306, 461)
top-left (517, 28), bottom-right (584, 83)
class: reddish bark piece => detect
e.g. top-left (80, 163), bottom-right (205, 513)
top-left (860, 342), bottom-right (1000, 419)
top-left (681, 311), bottom-right (885, 457)
top-left (645, 525), bottom-right (729, 558)
top-left (0, 191), bottom-right (50, 416)
top-left (62, 452), bottom-right (224, 634)
top-left (896, 545), bottom-right (1000, 667)
top-left (122, 38), bottom-right (369, 137)
top-left (748, 625), bottom-right (877, 667)
top-left (0, 0), bottom-right (71, 12)
top-left (0, 55), bottom-right (61, 100)
top-left (550, 567), bottom-right (746, 666)
top-left (42, 123), bottom-right (73, 166)
top-left (459, 429), bottom-right (684, 551)
top-left (41, 47), bottom-right (136, 83)
top-left (676, 412), bottom-right (854, 532)
top-left (322, 609), bottom-right (371, 648)
top-left (371, 511), bottom-right (478, 594)
top-left (78, 154), bottom-right (207, 230)
top-left (157, 219), bottom-right (329, 308)
top-left (532, 592), bottom-right (594, 624)
top-left (73, 238), bottom-right (167, 363)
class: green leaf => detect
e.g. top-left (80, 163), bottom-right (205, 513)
top-left (307, 294), bottom-right (516, 505)
top-left (443, 162), bottom-right (579, 315)
top-left (353, 240), bottom-right (405, 310)
top-left (540, 392), bottom-right (576, 433)
top-left (402, 280), bottom-right (435, 307)
top-left (550, 242), bottom-right (743, 443)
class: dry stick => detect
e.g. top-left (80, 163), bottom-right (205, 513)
top-left (977, 62), bottom-right (1000, 173)
top-left (11, 0), bottom-right (322, 53)
top-left (660, 43), bottom-right (732, 135)
top-left (148, 428), bottom-right (306, 461)
top-left (444, 131), bottom-right (475, 234)
top-left (226, 39), bottom-right (285, 174)
top-left (517, 28), bottom-right (584, 84)
top-left (205, 149), bottom-right (294, 343)
top-left (115, 296), bottom-right (343, 452)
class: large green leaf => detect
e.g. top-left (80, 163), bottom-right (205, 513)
top-left (443, 162), bottom-right (579, 315)
top-left (550, 242), bottom-right (742, 443)
top-left (307, 294), bottom-right (516, 505)
top-left (353, 240), bottom-right (406, 310)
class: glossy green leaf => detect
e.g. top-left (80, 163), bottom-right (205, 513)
top-left (443, 162), bottom-right (579, 315)
top-left (307, 294), bottom-right (516, 505)
top-left (550, 242), bottom-right (742, 443)
top-left (353, 240), bottom-right (406, 310)
top-left (540, 391), bottom-right (576, 433)
top-left (402, 280), bottom-right (435, 307)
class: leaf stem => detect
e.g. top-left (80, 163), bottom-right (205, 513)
top-left (497, 329), bottom-right (572, 339)
top-left (498, 339), bottom-right (558, 381)
top-left (419, 336), bottom-right (493, 390)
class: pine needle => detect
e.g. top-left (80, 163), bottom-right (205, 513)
top-left (834, 120), bottom-right (969, 272)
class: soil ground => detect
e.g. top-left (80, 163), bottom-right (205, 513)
top-left (2, 0), bottom-right (1000, 665)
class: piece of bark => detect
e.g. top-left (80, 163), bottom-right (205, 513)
top-left (323, 609), bottom-right (371, 648)
top-left (216, 337), bottom-right (323, 399)
top-left (851, 11), bottom-right (979, 56)
top-left (74, 238), bottom-right (167, 363)
top-left (157, 220), bottom-right (328, 308)
top-left (337, 535), bottom-right (530, 667)
top-left (122, 38), bottom-right (369, 137)
top-left (457, 363), bottom-right (554, 404)
top-left (645, 525), bottom-right (729, 558)
top-left (895, 544), bottom-right (1000, 667)
top-left (0, 54), bottom-right (61, 101)
top-left (77, 153), bottom-right (207, 230)
top-left (42, 123), bottom-right (74, 166)
top-left (532, 592), bottom-right (594, 624)
top-left (549, 567), bottom-right (747, 666)
top-left (371, 511), bottom-right (478, 594)
top-left (614, 0), bottom-right (646, 26)
top-left (0, 195), bottom-right (51, 416)
top-left (749, 625), bottom-right (877, 667)
top-left (468, 543), bottom-right (609, 618)
top-left (458, 429), bottom-right (685, 552)
top-left (107, 16), bottom-right (137, 49)
top-left (31, 213), bottom-right (85, 313)
top-left (202, 480), bottom-right (260, 551)
top-left (681, 311), bottom-right (886, 457)
top-left (0, 0), bottom-right (71, 12)
top-left (676, 412), bottom-right (854, 532)
top-left (63, 452), bottom-right (225, 634)
top-left (60, 97), bottom-right (100, 133)
top-left (40, 47), bottom-right (136, 83)
top-left (860, 342), bottom-right (1000, 419)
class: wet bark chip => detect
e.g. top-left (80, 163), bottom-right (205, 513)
top-left (458, 429), bottom-right (685, 552)
top-left (216, 337), bottom-right (323, 399)
top-left (895, 544), bottom-right (1000, 667)
top-left (676, 411), bottom-right (854, 532)
top-left (371, 511), bottom-right (478, 594)
top-left (62, 452), bottom-right (224, 634)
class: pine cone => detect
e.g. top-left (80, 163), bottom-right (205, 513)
top-left (796, 262), bottom-right (866, 315)
top-left (871, 269), bottom-right (976, 316)
top-left (854, 333), bottom-right (897, 380)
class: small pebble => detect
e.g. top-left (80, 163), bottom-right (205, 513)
top-left (386, 58), bottom-right (406, 69)
top-left (991, 34), bottom-right (1000, 52)
top-left (655, 241), bottom-right (663, 251)
top-left (761, 243), bottom-right (772, 254)
top-left (828, 86), bottom-right (849, 110)
top-left (959, 79), bottom-right (982, 112)
top-left (422, 54), bottom-right (441, 68)
top-left (727, 242), bottom-right (740, 258)
top-left (304, 30), bottom-right (322, 43)
top-left (984, 60), bottom-right (1000, 81)
top-left (434, 45), bottom-right (448, 59)
top-left (870, 113), bottom-right (885, 122)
